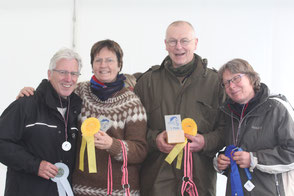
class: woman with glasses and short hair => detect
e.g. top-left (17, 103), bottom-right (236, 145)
top-left (215, 58), bottom-right (294, 196)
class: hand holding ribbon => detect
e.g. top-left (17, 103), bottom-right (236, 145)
top-left (156, 131), bottom-right (175, 154)
top-left (232, 151), bottom-right (251, 168)
top-left (38, 160), bottom-right (58, 180)
top-left (51, 163), bottom-right (74, 196)
top-left (185, 134), bottom-right (205, 152)
top-left (225, 145), bottom-right (254, 196)
top-left (94, 131), bottom-right (113, 150)
top-left (217, 153), bottom-right (231, 171)
top-left (165, 118), bottom-right (197, 169)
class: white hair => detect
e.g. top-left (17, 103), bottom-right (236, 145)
top-left (48, 48), bottom-right (83, 72)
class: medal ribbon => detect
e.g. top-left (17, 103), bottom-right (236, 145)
top-left (79, 117), bottom-right (100, 173)
top-left (181, 141), bottom-right (198, 196)
top-left (176, 148), bottom-right (184, 169)
top-left (56, 176), bottom-right (74, 196)
top-left (79, 135), bottom-right (97, 173)
top-left (225, 145), bottom-right (245, 196)
top-left (51, 163), bottom-right (74, 196)
top-left (58, 96), bottom-right (70, 150)
top-left (165, 140), bottom-right (187, 169)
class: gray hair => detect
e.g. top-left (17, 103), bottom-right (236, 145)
top-left (165, 20), bottom-right (196, 39)
top-left (49, 48), bottom-right (83, 72)
top-left (218, 58), bottom-right (261, 91)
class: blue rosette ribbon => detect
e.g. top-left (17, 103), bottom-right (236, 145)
top-left (225, 145), bottom-right (253, 196)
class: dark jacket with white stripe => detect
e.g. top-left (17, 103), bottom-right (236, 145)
top-left (0, 79), bottom-right (81, 196)
top-left (220, 83), bottom-right (294, 196)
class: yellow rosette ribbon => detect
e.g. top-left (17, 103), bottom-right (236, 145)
top-left (79, 117), bottom-right (100, 173)
top-left (165, 118), bottom-right (197, 169)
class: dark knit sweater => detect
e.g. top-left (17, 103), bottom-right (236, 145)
top-left (72, 81), bottom-right (147, 196)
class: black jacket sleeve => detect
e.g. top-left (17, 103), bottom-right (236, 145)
top-left (0, 99), bottom-right (41, 175)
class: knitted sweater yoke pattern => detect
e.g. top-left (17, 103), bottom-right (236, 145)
top-left (79, 82), bottom-right (146, 130)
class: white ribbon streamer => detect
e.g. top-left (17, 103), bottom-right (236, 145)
top-left (51, 162), bottom-right (74, 196)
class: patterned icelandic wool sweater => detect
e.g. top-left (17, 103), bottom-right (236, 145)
top-left (72, 81), bottom-right (148, 196)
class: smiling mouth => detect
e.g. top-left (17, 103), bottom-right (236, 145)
top-left (99, 70), bottom-right (110, 74)
top-left (62, 83), bottom-right (72, 88)
top-left (175, 52), bottom-right (185, 56)
top-left (175, 53), bottom-right (185, 57)
top-left (231, 91), bottom-right (240, 96)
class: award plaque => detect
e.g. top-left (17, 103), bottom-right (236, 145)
top-left (165, 115), bottom-right (185, 144)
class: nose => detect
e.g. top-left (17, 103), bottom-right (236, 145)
top-left (64, 73), bottom-right (73, 81)
top-left (228, 81), bottom-right (237, 89)
top-left (175, 41), bottom-right (183, 49)
top-left (100, 60), bottom-right (107, 67)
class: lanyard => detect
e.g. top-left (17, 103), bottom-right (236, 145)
top-left (107, 140), bottom-right (130, 196)
top-left (181, 141), bottom-right (198, 196)
top-left (58, 96), bottom-right (70, 141)
top-left (58, 96), bottom-right (71, 151)
top-left (231, 103), bottom-right (248, 146)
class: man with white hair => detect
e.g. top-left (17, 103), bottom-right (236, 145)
top-left (0, 48), bottom-right (82, 196)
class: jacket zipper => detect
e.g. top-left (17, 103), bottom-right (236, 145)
top-left (274, 174), bottom-right (281, 196)
top-left (220, 99), bottom-right (268, 146)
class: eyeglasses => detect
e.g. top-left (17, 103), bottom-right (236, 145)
top-left (52, 69), bottom-right (81, 77)
top-left (221, 74), bottom-right (245, 88)
top-left (166, 38), bottom-right (194, 47)
top-left (94, 58), bottom-right (116, 65)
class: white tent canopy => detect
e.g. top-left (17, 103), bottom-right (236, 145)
top-left (0, 0), bottom-right (293, 195)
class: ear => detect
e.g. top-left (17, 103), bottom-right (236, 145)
top-left (47, 70), bottom-right (52, 80)
top-left (194, 38), bottom-right (198, 51)
top-left (164, 39), bottom-right (168, 51)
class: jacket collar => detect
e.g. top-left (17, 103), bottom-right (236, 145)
top-left (35, 79), bottom-right (82, 110)
top-left (160, 53), bottom-right (208, 79)
top-left (221, 83), bottom-right (270, 117)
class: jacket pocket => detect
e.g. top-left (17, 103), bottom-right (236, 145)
top-left (146, 102), bottom-right (163, 130)
top-left (194, 100), bottom-right (218, 134)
